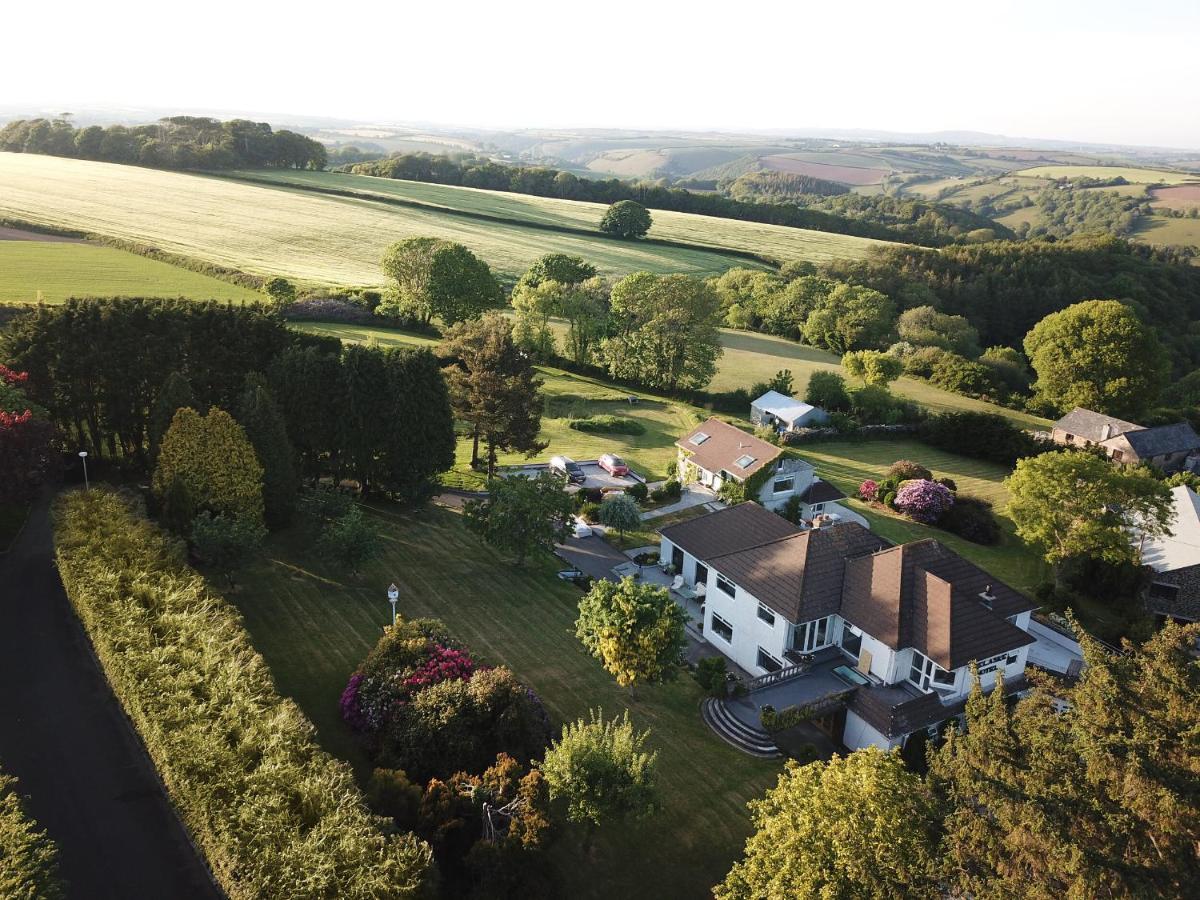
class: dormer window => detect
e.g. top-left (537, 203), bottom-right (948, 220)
top-left (735, 454), bottom-right (756, 469)
top-left (908, 649), bottom-right (956, 693)
top-left (690, 432), bottom-right (710, 445)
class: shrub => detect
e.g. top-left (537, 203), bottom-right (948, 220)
top-left (858, 479), bottom-right (879, 501)
top-left (381, 668), bottom-right (552, 783)
top-left (316, 504), bottom-right (382, 575)
top-left (893, 479), bottom-right (955, 524)
top-left (580, 501), bottom-right (602, 523)
top-left (781, 494), bottom-right (803, 524)
top-left (189, 512), bottom-right (266, 585)
top-left (936, 477), bottom-right (958, 493)
top-left (694, 656), bottom-right (728, 697)
top-left (627, 481), bottom-right (648, 502)
top-left (567, 415), bottom-right (646, 435)
top-left (919, 411), bottom-right (1046, 465)
top-left (886, 459), bottom-right (932, 482)
top-left (649, 480), bottom-right (682, 503)
top-left (52, 489), bottom-right (432, 898)
top-left (665, 460), bottom-right (678, 478)
top-left (938, 495), bottom-right (1001, 545)
top-left (881, 490), bottom-right (897, 507)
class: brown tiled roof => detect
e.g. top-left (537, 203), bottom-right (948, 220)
top-left (676, 417), bottom-right (781, 480)
top-left (850, 673), bottom-right (1030, 739)
top-left (799, 479), bottom-right (846, 505)
top-left (840, 541), bottom-right (1036, 669)
top-left (659, 502), bottom-right (798, 561)
top-left (707, 522), bottom-right (890, 622)
top-left (1053, 407), bottom-right (1142, 443)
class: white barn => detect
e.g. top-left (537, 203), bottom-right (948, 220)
top-left (750, 390), bottom-right (828, 433)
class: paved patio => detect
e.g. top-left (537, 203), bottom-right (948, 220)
top-left (640, 485), bottom-right (721, 520)
top-left (725, 647), bottom-right (856, 730)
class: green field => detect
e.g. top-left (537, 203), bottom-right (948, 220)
top-left (1014, 164), bottom-right (1199, 185)
top-left (231, 504), bottom-right (777, 900)
top-left (0, 154), bottom-right (888, 289)
top-left (1134, 215), bottom-right (1200, 250)
top-left (231, 168), bottom-right (896, 266)
top-left (792, 439), bottom-right (1049, 593)
top-left (0, 240), bottom-right (262, 304)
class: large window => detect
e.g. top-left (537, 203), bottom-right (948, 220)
top-left (757, 603), bottom-right (776, 626)
top-left (715, 574), bottom-right (736, 598)
top-left (840, 622), bottom-right (863, 659)
top-left (756, 648), bottom-right (783, 673)
top-left (908, 650), bottom-right (956, 693)
top-left (710, 613), bottom-right (733, 644)
top-left (791, 615), bottom-right (834, 653)
top-left (772, 477), bottom-right (794, 494)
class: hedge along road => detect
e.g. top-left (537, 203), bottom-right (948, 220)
top-left (0, 492), bottom-right (222, 900)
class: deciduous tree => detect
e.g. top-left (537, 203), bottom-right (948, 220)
top-left (380, 238), bottom-right (501, 326)
top-left (599, 201), bottom-right (652, 238)
top-left (718, 748), bottom-right (939, 900)
top-left (802, 283), bottom-right (895, 354)
top-left (575, 577), bottom-right (687, 690)
top-left (601, 272), bottom-right (722, 391)
top-left (804, 370), bottom-right (850, 412)
top-left (190, 511), bottom-right (266, 586)
top-left (1023, 299), bottom-right (1169, 418)
top-left (842, 349), bottom-right (904, 386)
top-left (1005, 450), bottom-right (1172, 567)
top-left (596, 493), bottom-right (641, 543)
top-left (541, 710), bottom-right (657, 850)
top-left (464, 471), bottom-right (572, 566)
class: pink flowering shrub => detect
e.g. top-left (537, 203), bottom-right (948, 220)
top-left (893, 479), bottom-right (954, 524)
top-left (858, 479), bottom-right (878, 501)
top-left (402, 644), bottom-right (476, 692)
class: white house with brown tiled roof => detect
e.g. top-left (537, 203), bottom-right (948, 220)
top-left (675, 417), bottom-right (862, 524)
top-left (660, 502), bottom-right (1036, 752)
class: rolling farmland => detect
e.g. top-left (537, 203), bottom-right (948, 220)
top-left (229, 168), bottom-right (896, 265)
top-left (0, 240), bottom-right (262, 304)
top-left (0, 154), bottom-right (891, 290)
top-left (1014, 164), bottom-right (1199, 184)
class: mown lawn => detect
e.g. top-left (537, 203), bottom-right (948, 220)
top-left (0, 241), bottom-right (263, 305)
top-left (230, 504), bottom-right (777, 900)
top-left (794, 438), bottom-right (1050, 593)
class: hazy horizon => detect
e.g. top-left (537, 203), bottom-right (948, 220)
top-left (7, 0), bottom-right (1200, 148)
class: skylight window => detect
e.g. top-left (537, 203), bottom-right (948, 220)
top-left (735, 454), bottom-right (756, 468)
top-left (690, 432), bottom-right (710, 445)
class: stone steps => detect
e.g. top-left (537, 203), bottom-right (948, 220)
top-left (701, 698), bottom-right (781, 759)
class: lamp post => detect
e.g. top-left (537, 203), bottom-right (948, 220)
top-left (78, 450), bottom-right (89, 491)
top-left (386, 582), bottom-right (399, 627)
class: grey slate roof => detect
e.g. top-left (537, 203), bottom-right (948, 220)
top-left (799, 479), bottom-right (846, 505)
top-left (1053, 407), bottom-right (1143, 442)
top-left (849, 673), bottom-right (1030, 739)
top-left (706, 523), bottom-right (890, 622)
top-left (1112, 422), bottom-right (1200, 459)
top-left (659, 502), bottom-right (798, 562)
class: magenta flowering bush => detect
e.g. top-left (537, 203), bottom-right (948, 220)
top-left (858, 479), bottom-right (878, 501)
top-left (893, 479), bottom-right (954, 524)
top-left (402, 644), bottom-right (476, 692)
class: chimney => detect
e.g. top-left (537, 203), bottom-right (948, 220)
top-left (1101, 423), bottom-right (1113, 440)
top-left (979, 584), bottom-right (995, 608)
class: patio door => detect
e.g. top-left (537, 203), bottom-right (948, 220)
top-left (671, 546), bottom-right (684, 573)
top-left (694, 562), bottom-right (708, 587)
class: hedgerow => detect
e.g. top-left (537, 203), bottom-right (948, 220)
top-left (0, 769), bottom-right (63, 900)
top-left (52, 489), bottom-right (432, 899)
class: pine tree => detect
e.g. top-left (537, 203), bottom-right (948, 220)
top-left (238, 375), bottom-right (298, 528)
top-left (148, 371), bottom-right (196, 464)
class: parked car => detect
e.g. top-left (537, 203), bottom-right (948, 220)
top-left (598, 453), bottom-right (629, 477)
top-left (550, 455), bottom-right (586, 484)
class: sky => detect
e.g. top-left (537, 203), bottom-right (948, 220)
top-left (7, 0), bottom-right (1200, 148)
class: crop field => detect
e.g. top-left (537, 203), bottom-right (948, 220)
top-left (231, 504), bottom-right (778, 900)
top-left (0, 240), bottom-right (262, 304)
top-left (760, 156), bottom-right (889, 185)
top-left (0, 153), bottom-right (778, 286)
top-left (230, 168), bottom-right (896, 266)
top-left (1151, 185), bottom-right (1200, 209)
top-left (1014, 164), bottom-right (1199, 184)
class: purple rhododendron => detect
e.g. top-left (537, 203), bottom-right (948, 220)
top-left (893, 479), bottom-right (954, 524)
top-left (339, 672), bottom-right (367, 731)
top-left (858, 479), bottom-right (878, 501)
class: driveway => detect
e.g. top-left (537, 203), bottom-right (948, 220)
top-left (0, 494), bottom-right (221, 900)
